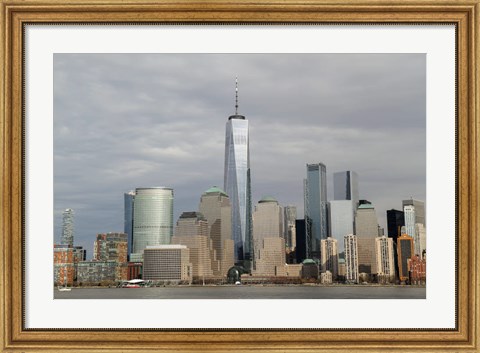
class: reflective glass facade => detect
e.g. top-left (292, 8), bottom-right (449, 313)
top-left (333, 171), bottom-right (359, 207)
top-left (124, 191), bottom-right (135, 258)
top-left (329, 200), bottom-right (354, 254)
top-left (132, 187), bottom-right (174, 255)
top-left (304, 163), bottom-right (328, 260)
top-left (224, 116), bottom-right (252, 266)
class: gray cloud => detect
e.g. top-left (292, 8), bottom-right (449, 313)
top-left (53, 53), bottom-right (426, 256)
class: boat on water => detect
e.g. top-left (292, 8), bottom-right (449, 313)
top-left (57, 286), bottom-right (71, 292)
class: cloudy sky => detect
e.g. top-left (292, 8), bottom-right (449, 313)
top-left (53, 53), bottom-right (426, 258)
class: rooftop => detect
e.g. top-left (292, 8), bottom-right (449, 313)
top-left (203, 186), bottom-right (228, 197)
top-left (259, 195), bottom-right (278, 204)
top-left (358, 203), bottom-right (374, 209)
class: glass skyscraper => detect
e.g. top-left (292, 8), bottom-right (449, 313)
top-left (223, 81), bottom-right (252, 269)
top-left (132, 187), bottom-right (174, 258)
top-left (124, 190), bottom-right (135, 259)
top-left (333, 171), bottom-right (359, 206)
top-left (329, 200), bottom-right (354, 254)
top-left (304, 163), bottom-right (328, 260)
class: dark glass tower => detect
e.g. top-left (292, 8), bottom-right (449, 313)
top-left (333, 171), bottom-right (359, 208)
top-left (386, 209), bottom-right (405, 242)
top-left (223, 79), bottom-right (253, 270)
top-left (386, 208), bottom-right (405, 281)
top-left (304, 163), bottom-right (328, 260)
top-left (124, 191), bottom-right (135, 259)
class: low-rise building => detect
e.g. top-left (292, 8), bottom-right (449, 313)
top-left (143, 245), bottom-right (192, 283)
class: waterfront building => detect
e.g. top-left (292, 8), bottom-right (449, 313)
top-left (320, 237), bottom-right (338, 279)
top-left (223, 79), bottom-right (253, 269)
top-left (127, 262), bottom-right (143, 280)
top-left (93, 232), bottom-right (128, 263)
top-left (283, 205), bottom-right (297, 251)
top-left (143, 245), bottom-right (192, 282)
top-left (386, 208), bottom-right (404, 279)
top-left (375, 236), bottom-right (395, 283)
top-left (253, 196), bottom-right (283, 264)
top-left (53, 244), bottom-right (86, 285)
top-left (131, 187), bottom-right (174, 260)
top-left (337, 258), bottom-right (346, 281)
top-left (61, 208), bottom-right (74, 246)
top-left (333, 170), bottom-right (359, 209)
top-left (408, 254), bottom-right (426, 285)
top-left (124, 190), bottom-right (135, 259)
top-left (415, 223), bottom-right (427, 258)
top-left (76, 261), bottom-right (128, 284)
top-left (254, 237), bottom-right (287, 277)
top-left (355, 203), bottom-right (379, 277)
top-left (284, 264), bottom-right (303, 278)
top-left (304, 163), bottom-right (328, 260)
top-left (328, 200), bottom-right (354, 254)
top-left (320, 270), bottom-right (333, 284)
top-left (198, 186), bottom-right (234, 276)
top-left (397, 233), bottom-right (414, 283)
top-left (53, 245), bottom-right (75, 286)
top-left (344, 234), bottom-right (359, 284)
top-left (301, 259), bottom-right (319, 279)
top-left (295, 219), bottom-right (307, 263)
top-left (171, 212), bottom-right (213, 281)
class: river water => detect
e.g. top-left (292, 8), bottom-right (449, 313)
top-left (54, 285), bottom-right (426, 299)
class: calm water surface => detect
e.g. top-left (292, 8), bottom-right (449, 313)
top-left (54, 285), bottom-right (426, 299)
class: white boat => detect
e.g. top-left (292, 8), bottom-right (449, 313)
top-left (57, 286), bottom-right (71, 292)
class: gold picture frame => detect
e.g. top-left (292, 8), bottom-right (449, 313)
top-left (1, 1), bottom-right (478, 352)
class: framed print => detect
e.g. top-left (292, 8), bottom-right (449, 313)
top-left (1, 0), bottom-right (479, 352)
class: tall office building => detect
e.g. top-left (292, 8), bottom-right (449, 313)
top-left (254, 237), bottom-right (286, 277)
top-left (252, 196), bottom-right (284, 272)
top-left (402, 199), bottom-right (425, 226)
top-left (124, 190), bottom-right (135, 258)
top-left (333, 171), bottom-right (359, 208)
top-left (224, 78), bottom-right (253, 269)
top-left (304, 163), bottom-right (328, 260)
top-left (386, 209), bottom-right (405, 242)
top-left (295, 219), bottom-right (307, 263)
top-left (415, 223), bottom-right (426, 258)
top-left (61, 208), bottom-right (74, 246)
top-left (355, 203), bottom-right (379, 237)
top-left (329, 200), bottom-right (354, 254)
top-left (171, 212), bottom-right (213, 280)
top-left (283, 206), bottom-right (297, 251)
top-left (355, 203), bottom-right (379, 276)
top-left (375, 236), bottom-right (395, 282)
top-left (344, 234), bottom-right (359, 284)
top-left (253, 196), bottom-right (283, 242)
top-left (199, 186), bottom-right (234, 276)
top-left (397, 233), bottom-right (414, 283)
top-left (386, 208), bottom-right (404, 281)
top-left (320, 237), bottom-right (339, 279)
top-left (131, 187), bottom-right (174, 260)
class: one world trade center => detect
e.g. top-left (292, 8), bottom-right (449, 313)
top-left (223, 78), bottom-right (253, 271)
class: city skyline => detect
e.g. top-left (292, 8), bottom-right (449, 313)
top-left (54, 53), bottom-right (426, 257)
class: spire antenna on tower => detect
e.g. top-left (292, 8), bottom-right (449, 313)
top-left (235, 76), bottom-right (239, 115)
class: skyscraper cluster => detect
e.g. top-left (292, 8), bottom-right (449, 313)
top-left (54, 80), bottom-right (426, 287)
